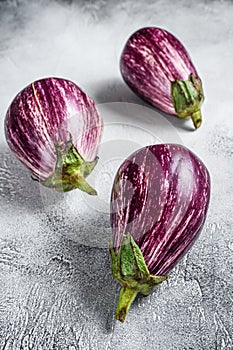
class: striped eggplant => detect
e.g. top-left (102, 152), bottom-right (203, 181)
top-left (120, 27), bottom-right (204, 129)
top-left (5, 77), bottom-right (103, 194)
top-left (110, 144), bottom-right (210, 322)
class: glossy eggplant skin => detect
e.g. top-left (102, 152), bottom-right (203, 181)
top-left (5, 77), bottom-right (103, 194)
top-left (120, 27), bottom-right (204, 128)
top-left (111, 144), bottom-right (210, 276)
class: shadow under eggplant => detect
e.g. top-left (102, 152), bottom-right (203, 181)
top-left (93, 78), bottom-right (195, 132)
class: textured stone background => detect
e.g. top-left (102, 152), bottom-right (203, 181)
top-left (0, 0), bottom-right (232, 349)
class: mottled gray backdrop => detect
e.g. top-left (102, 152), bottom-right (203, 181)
top-left (0, 0), bottom-right (232, 349)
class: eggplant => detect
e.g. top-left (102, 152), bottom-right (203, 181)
top-left (5, 77), bottom-right (103, 194)
top-left (120, 27), bottom-right (204, 129)
top-left (110, 144), bottom-right (210, 322)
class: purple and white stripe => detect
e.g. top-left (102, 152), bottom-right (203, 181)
top-left (120, 27), bottom-right (198, 114)
top-left (5, 77), bottom-right (103, 180)
top-left (111, 144), bottom-right (210, 276)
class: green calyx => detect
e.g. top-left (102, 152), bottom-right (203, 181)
top-left (41, 136), bottom-right (98, 195)
top-left (171, 73), bottom-right (204, 129)
top-left (110, 233), bottom-right (167, 323)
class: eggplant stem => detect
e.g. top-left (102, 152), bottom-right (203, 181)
top-left (116, 286), bottom-right (138, 323)
top-left (70, 172), bottom-right (97, 195)
top-left (171, 74), bottom-right (204, 129)
top-left (111, 233), bottom-right (167, 323)
top-left (191, 110), bottom-right (202, 129)
top-left (41, 139), bottom-right (98, 194)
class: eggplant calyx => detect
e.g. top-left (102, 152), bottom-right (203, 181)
top-left (110, 233), bottom-right (167, 323)
top-left (171, 73), bottom-right (204, 129)
top-left (41, 137), bottom-right (98, 194)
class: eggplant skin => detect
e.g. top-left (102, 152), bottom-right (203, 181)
top-left (111, 144), bottom-right (210, 276)
top-left (120, 27), bottom-right (199, 115)
top-left (5, 77), bottom-right (103, 181)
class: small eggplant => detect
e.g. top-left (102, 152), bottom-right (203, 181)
top-left (5, 77), bottom-right (103, 194)
top-left (110, 144), bottom-right (210, 322)
top-left (120, 27), bottom-right (204, 129)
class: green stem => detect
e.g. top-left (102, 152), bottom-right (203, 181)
top-left (171, 73), bottom-right (204, 129)
top-left (110, 233), bottom-right (168, 323)
top-left (70, 172), bottom-right (97, 195)
top-left (191, 110), bottom-right (202, 129)
top-left (116, 286), bottom-right (138, 323)
top-left (41, 136), bottom-right (98, 194)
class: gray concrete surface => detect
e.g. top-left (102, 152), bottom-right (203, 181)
top-left (0, 0), bottom-right (232, 349)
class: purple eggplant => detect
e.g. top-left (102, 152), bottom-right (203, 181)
top-left (5, 77), bottom-right (103, 194)
top-left (110, 144), bottom-right (210, 322)
top-left (120, 27), bottom-right (204, 129)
